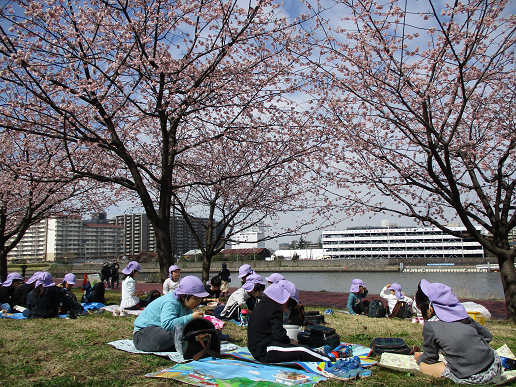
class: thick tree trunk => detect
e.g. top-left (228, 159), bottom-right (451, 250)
top-left (202, 255), bottom-right (211, 285)
top-left (153, 220), bottom-right (174, 283)
top-left (498, 255), bottom-right (516, 322)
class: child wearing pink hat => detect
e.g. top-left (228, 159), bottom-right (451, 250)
top-left (163, 265), bottom-right (181, 295)
top-left (380, 283), bottom-right (413, 315)
top-left (133, 276), bottom-right (208, 352)
top-left (248, 279), bottom-right (330, 363)
top-left (413, 279), bottom-right (504, 384)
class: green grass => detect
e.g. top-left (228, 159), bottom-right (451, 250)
top-left (1, 292), bottom-right (515, 386)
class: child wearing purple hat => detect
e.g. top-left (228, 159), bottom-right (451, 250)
top-left (413, 279), bottom-right (504, 384)
top-left (12, 272), bottom-right (42, 309)
top-left (0, 273), bottom-right (24, 310)
top-left (217, 273), bottom-right (265, 320)
top-left (163, 265), bottom-right (181, 295)
top-left (26, 272), bottom-right (66, 318)
top-left (380, 283), bottom-right (413, 315)
top-left (133, 276), bottom-right (208, 352)
top-left (248, 279), bottom-right (330, 363)
top-left (58, 273), bottom-right (85, 317)
top-left (238, 264), bottom-right (254, 284)
top-left (265, 273), bottom-right (285, 285)
top-left (121, 261), bottom-right (147, 310)
top-left (346, 279), bottom-right (370, 315)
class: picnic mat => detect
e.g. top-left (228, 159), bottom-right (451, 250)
top-left (224, 344), bottom-right (377, 373)
top-left (379, 344), bottom-right (516, 385)
top-left (107, 339), bottom-right (239, 363)
top-left (146, 357), bottom-right (327, 387)
top-left (0, 302), bottom-right (106, 319)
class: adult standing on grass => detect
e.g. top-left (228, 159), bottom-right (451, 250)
top-left (120, 261), bottom-right (147, 310)
top-left (218, 263), bottom-right (231, 298)
top-left (111, 260), bottom-right (120, 289)
top-left (101, 262), bottom-right (112, 289)
top-left (133, 276), bottom-right (208, 352)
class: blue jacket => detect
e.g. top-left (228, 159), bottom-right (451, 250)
top-left (133, 292), bottom-right (193, 332)
top-left (347, 290), bottom-right (368, 314)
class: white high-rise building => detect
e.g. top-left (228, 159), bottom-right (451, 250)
top-left (8, 216), bottom-right (123, 262)
top-left (226, 224), bottom-right (265, 249)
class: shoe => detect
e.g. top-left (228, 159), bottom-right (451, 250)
top-left (501, 357), bottom-right (516, 370)
top-left (113, 309), bottom-right (120, 317)
top-left (323, 309), bottom-right (334, 315)
top-left (313, 345), bottom-right (332, 357)
top-left (119, 310), bottom-right (128, 317)
top-left (219, 333), bottom-right (230, 341)
top-left (321, 358), bottom-right (354, 381)
top-left (344, 356), bottom-right (372, 379)
top-left (66, 310), bottom-right (77, 319)
top-left (331, 344), bottom-right (352, 359)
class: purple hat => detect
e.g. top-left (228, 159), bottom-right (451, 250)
top-left (265, 273), bottom-right (285, 284)
top-left (36, 272), bottom-right (55, 288)
top-left (2, 272), bottom-right (23, 287)
top-left (173, 276), bottom-right (209, 300)
top-left (238, 264), bottom-right (254, 278)
top-left (63, 273), bottom-right (77, 285)
top-left (388, 283), bottom-right (403, 300)
top-left (350, 279), bottom-right (365, 293)
top-left (168, 265), bottom-right (180, 279)
top-left (242, 273), bottom-right (266, 291)
top-left (420, 279), bottom-right (469, 322)
top-left (26, 272), bottom-right (43, 285)
top-left (122, 261), bottom-right (141, 275)
top-left (264, 279), bottom-right (299, 305)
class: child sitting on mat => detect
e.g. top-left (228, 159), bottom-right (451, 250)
top-left (133, 276), bottom-right (208, 352)
top-left (214, 273), bottom-right (265, 320)
top-left (247, 279), bottom-right (330, 363)
top-left (380, 283), bottom-right (413, 315)
top-left (413, 279), bottom-right (504, 384)
top-left (346, 279), bottom-right (369, 315)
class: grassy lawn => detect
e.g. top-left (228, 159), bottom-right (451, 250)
top-left (1, 290), bottom-right (515, 387)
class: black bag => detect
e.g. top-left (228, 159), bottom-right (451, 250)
top-left (368, 299), bottom-right (386, 318)
top-left (389, 301), bottom-right (412, 319)
top-left (182, 319), bottom-right (221, 360)
top-left (297, 325), bottom-right (340, 351)
top-left (305, 311), bottom-right (325, 325)
top-left (370, 337), bottom-right (411, 356)
top-left (145, 290), bottom-right (161, 304)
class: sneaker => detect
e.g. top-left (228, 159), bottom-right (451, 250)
top-left (219, 333), bottom-right (230, 341)
top-left (313, 345), bottom-right (332, 357)
top-left (501, 357), bottom-right (516, 370)
top-left (113, 309), bottom-right (120, 317)
top-left (321, 359), bottom-right (354, 381)
top-left (344, 356), bottom-right (372, 379)
top-left (119, 310), bottom-right (128, 317)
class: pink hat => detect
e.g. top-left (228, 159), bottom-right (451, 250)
top-left (264, 279), bottom-right (299, 305)
top-left (350, 279), bottom-right (364, 293)
top-left (2, 272), bottom-right (23, 287)
top-left (388, 283), bottom-right (403, 300)
top-left (26, 272), bottom-right (43, 285)
top-left (265, 273), bottom-right (285, 284)
top-left (238, 264), bottom-right (254, 278)
top-left (63, 273), bottom-right (77, 285)
top-left (36, 272), bottom-right (55, 288)
top-left (122, 261), bottom-right (141, 275)
top-left (242, 273), bottom-right (266, 291)
top-left (173, 276), bottom-right (209, 300)
top-left (420, 279), bottom-right (469, 322)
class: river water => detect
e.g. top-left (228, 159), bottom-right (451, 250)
top-left (251, 271), bottom-right (504, 300)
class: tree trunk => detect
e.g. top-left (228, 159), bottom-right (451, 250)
top-left (153, 220), bottom-right (174, 283)
top-left (202, 255), bottom-right (211, 285)
top-left (498, 254), bottom-right (516, 322)
top-left (0, 248), bottom-right (7, 282)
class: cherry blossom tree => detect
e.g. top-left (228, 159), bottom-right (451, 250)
top-left (0, 128), bottom-right (100, 281)
top-left (0, 0), bottom-right (326, 280)
top-left (306, 0), bottom-right (516, 319)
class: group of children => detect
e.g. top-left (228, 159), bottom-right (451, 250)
top-left (0, 271), bottom-right (84, 318)
top-left (1, 264), bottom-right (506, 384)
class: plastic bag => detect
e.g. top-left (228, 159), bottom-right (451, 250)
top-left (173, 322), bottom-right (185, 353)
top-left (461, 302), bottom-right (491, 320)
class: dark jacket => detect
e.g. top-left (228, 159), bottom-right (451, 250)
top-left (218, 268), bottom-right (230, 281)
top-left (27, 286), bottom-right (66, 319)
top-left (247, 296), bottom-right (290, 361)
top-left (0, 286), bottom-right (15, 306)
top-left (12, 284), bottom-right (32, 308)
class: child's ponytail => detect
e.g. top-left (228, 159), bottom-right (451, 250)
top-left (415, 284), bottom-right (431, 320)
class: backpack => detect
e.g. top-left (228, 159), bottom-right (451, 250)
top-left (182, 319), bottom-right (221, 360)
top-left (145, 290), bottom-right (161, 304)
top-left (297, 325), bottom-right (340, 352)
top-left (370, 337), bottom-right (411, 356)
top-left (389, 301), bottom-right (412, 319)
top-left (368, 299), bottom-right (386, 318)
